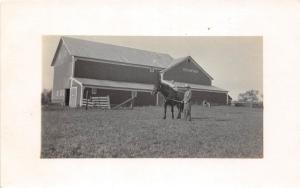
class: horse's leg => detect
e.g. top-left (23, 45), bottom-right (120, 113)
top-left (171, 104), bottom-right (174, 119)
top-left (177, 103), bottom-right (181, 119)
top-left (163, 102), bottom-right (167, 119)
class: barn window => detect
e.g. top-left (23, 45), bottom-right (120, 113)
top-left (56, 90), bottom-right (59, 96)
top-left (92, 88), bottom-right (97, 95)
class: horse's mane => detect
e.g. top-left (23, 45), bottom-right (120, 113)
top-left (160, 81), bottom-right (175, 92)
top-left (159, 80), bottom-right (184, 101)
top-left (160, 81), bottom-right (182, 95)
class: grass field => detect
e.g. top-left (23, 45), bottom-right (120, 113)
top-left (41, 105), bottom-right (263, 158)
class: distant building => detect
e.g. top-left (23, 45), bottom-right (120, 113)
top-left (51, 37), bottom-right (228, 107)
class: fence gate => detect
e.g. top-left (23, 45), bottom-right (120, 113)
top-left (69, 87), bottom-right (77, 107)
top-left (83, 96), bottom-right (111, 109)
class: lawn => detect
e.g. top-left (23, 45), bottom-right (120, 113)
top-left (41, 105), bottom-right (263, 158)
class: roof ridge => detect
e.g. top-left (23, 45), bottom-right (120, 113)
top-left (160, 56), bottom-right (188, 73)
top-left (61, 36), bottom-right (173, 58)
top-left (173, 56), bottom-right (189, 60)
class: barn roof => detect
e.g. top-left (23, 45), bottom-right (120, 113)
top-left (163, 80), bottom-right (228, 93)
top-left (161, 56), bottom-right (214, 80)
top-left (75, 78), bottom-right (154, 91)
top-left (52, 37), bottom-right (174, 68)
top-left (75, 78), bottom-right (227, 93)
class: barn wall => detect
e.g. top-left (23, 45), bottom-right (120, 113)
top-left (83, 88), bottom-right (132, 107)
top-left (191, 90), bottom-right (227, 105)
top-left (74, 60), bottom-right (157, 84)
top-left (52, 44), bottom-right (73, 103)
top-left (163, 58), bottom-right (212, 86)
top-left (156, 90), bottom-right (227, 105)
top-left (134, 92), bottom-right (156, 106)
top-left (83, 87), bottom-right (156, 107)
top-left (52, 42), bottom-right (73, 66)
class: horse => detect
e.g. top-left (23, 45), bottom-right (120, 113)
top-left (152, 72), bottom-right (184, 119)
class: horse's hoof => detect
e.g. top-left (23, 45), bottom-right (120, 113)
top-left (163, 117), bottom-right (166, 119)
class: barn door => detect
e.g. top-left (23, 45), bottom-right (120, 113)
top-left (69, 87), bottom-right (77, 107)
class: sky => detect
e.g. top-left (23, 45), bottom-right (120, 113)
top-left (43, 36), bottom-right (262, 100)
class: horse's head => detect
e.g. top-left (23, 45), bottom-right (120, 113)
top-left (152, 70), bottom-right (162, 95)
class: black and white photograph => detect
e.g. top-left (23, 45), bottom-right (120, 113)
top-left (2, 1), bottom-right (300, 188)
top-left (42, 36), bottom-right (263, 158)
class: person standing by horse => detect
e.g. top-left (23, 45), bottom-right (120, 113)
top-left (183, 84), bottom-right (192, 121)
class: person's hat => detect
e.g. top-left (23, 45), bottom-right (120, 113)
top-left (184, 84), bottom-right (191, 88)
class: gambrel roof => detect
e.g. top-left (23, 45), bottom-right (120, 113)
top-left (51, 37), bottom-right (174, 68)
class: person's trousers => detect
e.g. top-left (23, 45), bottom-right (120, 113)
top-left (184, 103), bottom-right (191, 121)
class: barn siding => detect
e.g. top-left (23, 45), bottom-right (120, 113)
top-left (52, 42), bottom-right (73, 67)
top-left (83, 87), bottom-right (157, 107)
top-left (74, 60), bottom-right (157, 84)
top-left (134, 92), bottom-right (156, 106)
top-left (156, 90), bottom-right (227, 106)
top-left (83, 88), bottom-right (132, 107)
top-left (191, 90), bottom-right (227, 105)
top-left (164, 58), bottom-right (212, 86)
top-left (51, 43), bottom-right (73, 103)
top-left (52, 63), bottom-right (73, 103)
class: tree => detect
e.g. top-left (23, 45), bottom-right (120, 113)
top-left (42, 89), bottom-right (52, 105)
top-left (238, 90), bottom-right (260, 103)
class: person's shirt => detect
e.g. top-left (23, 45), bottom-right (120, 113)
top-left (184, 89), bottom-right (192, 103)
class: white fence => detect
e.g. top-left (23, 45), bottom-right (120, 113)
top-left (82, 96), bottom-right (111, 109)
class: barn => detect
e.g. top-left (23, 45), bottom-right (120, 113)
top-left (51, 37), bottom-right (228, 107)
top-left (160, 56), bottom-right (228, 105)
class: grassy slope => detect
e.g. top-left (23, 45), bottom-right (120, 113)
top-left (41, 106), bottom-right (263, 158)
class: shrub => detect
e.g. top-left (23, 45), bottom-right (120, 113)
top-left (42, 89), bottom-right (52, 105)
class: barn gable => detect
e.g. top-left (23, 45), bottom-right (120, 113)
top-left (51, 39), bottom-right (74, 103)
top-left (51, 39), bottom-right (73, 67)
top-left (162, 56), bottom-right (213, 86)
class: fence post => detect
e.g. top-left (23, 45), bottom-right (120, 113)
top-left (131, 91), bottom-right (137, 109)
top-left (85, 90), bottom-right (89, 110)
